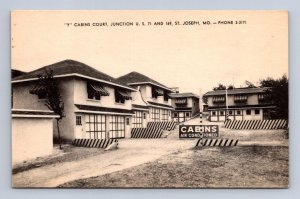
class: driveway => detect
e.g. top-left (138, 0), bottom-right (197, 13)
top-left (12, 132), bottom-right (194, 188)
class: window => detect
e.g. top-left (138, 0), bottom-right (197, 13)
top-left (185, 112), bottom-right (190, 117)
top-left (229, 110), bottom-right (233, 115)
top-left (161, 109), bottom-right (169, 121)
top-left (152, 86), bottom-right (158, 99)
top-left (37, 92), bottom-right (46, 100)
top-left (87, 82), bottom-right (109, 101)
top-left (29, 84), bottom-right (47, 99)
top-left (164, 91), bottom-right (169, 101)
top-left (115, 89), bottom-right (131, 104)
top-left (212, 111), bottom-right (216, 116)
top-left (150, 108), bottom-right (160, 121)
top-left (126, 117), bottom-right (130, 125)
top-left (246, 110), bottom-right (251, 115)
top-left (236, 110), bottom-right (241, 115)
top-left (115, 89), bottom-right (125, 104)
top-left (132, 111), bottom-right (143, 128)
top-left (76, 115), bottom-right (82, 126)
top-left (143, 112), bottom-right (146, 119)
top-left (152, 86), bottom-right (164, 99)
top-left (109, 115), bottom-right (125, 138)
top-left (174, 112), bottom-right (178, 117)
top-left (220, 111), bottom-right (224, 116)
top-left (85, 114), bottom-right (106, 139)
top-left (255, 109), bottom-right (260, 115)
top-left (87, 83), bottom-right (100, 100)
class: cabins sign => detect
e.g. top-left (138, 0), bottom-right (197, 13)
top-left (179, 125), bottom-right (219, 138)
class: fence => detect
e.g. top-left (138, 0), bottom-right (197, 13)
top-left (224, 119), bottom-right (288, 130)
top-left (72, 139), bottom-right (118, 148)
top-left (147, 121), bottom-right (177, 131)
top-left (196, 138), bottom-right (238, 147)
top-left (131, 127), bottom-right (163, 138)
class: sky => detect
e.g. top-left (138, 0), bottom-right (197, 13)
top-left (11, 10), bottom-right (288, 95)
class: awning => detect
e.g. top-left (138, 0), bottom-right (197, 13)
top-left (234, 95), bottom-right (247, 102)
top-left (116, 90), bottom-right (132, 100)
top-left (90, 83), bottom-right (109, 96)
top-left (29, 84), bottom-right (46, 95)
top-left (175, 98), bottom-right (187, 104)
top-left (153, 88), bottom-right (164, 96)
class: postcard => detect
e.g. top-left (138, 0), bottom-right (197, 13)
top-left (11, 10), bottom-right (288, 188)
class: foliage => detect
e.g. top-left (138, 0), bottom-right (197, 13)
top-left (37, 69), bottom-right (64, 119)
top-left (245, 80), bottom-right (257, 88)
top-left (260, 75), bottom-right (288, 119)
top-left (213, 83), bottom-right (226, 91)
top-left (36, 69), bottom-right (65, 149)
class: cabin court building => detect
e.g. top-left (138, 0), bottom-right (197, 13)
top-left (203, 87), bottom-right (276, 122)
top-left (12, 60), bottom-right (182, 143)
top-left (169, 92), bottom-right (200, 123)
top-left (116, 71), bottom-right (173, 125)
top-left (12, 60), bottom-right (137, 141)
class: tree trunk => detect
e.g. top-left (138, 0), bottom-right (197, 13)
top-left (56, 119), bottom-right (62, 149)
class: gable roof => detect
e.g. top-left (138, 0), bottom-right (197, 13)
top-left (116, 71), bottom-right (172, 91)
top-left (169, 92), bottom-right (200, 99)
top-left (11, 69), bottom-right (26, 78)
top-left (11, 60), bottom-right (135, 91)
top-left (204, 87), bottom-right (269, 96)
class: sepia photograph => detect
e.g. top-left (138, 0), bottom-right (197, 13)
top-left (11, 10), bottom-right (288, 188)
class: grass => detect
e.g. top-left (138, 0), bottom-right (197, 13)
top-left (59, 145), bottom-right (288, 188)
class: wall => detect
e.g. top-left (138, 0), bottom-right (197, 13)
top-left (12, 81), bottom-right (49, 110)
top-left (53, 78), bottom-right (75, 141)
top-left (141, 84), bottom-right (172, 106)
top-left (12, 117), bottom-right (53, 165)
top-left (74, 78), bottom-right (132, 110)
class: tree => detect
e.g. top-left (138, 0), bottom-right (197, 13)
top-left (259, 75), bottom-right (288, 119)
top-left (36, 69), bottom-right (65, 149)
top-left (245, 80), bottom-right (257, 88)
top-left (227, 85), bottom-right (235, 90)
top-left (213, 83), bottom-right (226, 91)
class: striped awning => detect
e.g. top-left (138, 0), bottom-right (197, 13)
top-left (90, 83), bottom-right (109, 96)
top-left (212, 96), bottom-right (225, 103)
top-left (153, 88), bottom-right (164, 96)
top-left (175, 98), bottom-right (187, 104)
top-left (234, 95), bottom-right (247, 102)
top-left (29, 84), bottom-right (46, 95)
top-left (116, 90), bottom-right (132, 100)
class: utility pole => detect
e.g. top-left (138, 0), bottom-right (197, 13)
top-left (225, 86), bottom-right (229, 120)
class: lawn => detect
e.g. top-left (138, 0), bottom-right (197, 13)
top-left (59, 145), bottom-right (288, 188)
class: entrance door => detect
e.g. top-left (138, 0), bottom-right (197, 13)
top-left (75, 114), bottom-right (84, 139)
top-left (178, 112), bottom-right (185, 122)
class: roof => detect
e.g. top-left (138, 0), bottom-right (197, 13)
top-left (169, 92), bottom-right (200, 99)
top-left (147, 101), bottom-right (174, 109)
top-left (116, 71), bottom-right (172, 91)
top-left (12, 109), bottom-right (60, 118)
top-left (11, 60), bottom-right (135, 91)
top-left (204, 87), bottom-right (270, 96)
top-left (207, 104), bottom-right (276, 110)
top-left (11, 69), bottom-right (26, 78)
top-left (75, 104), bottom-right (134, 115)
